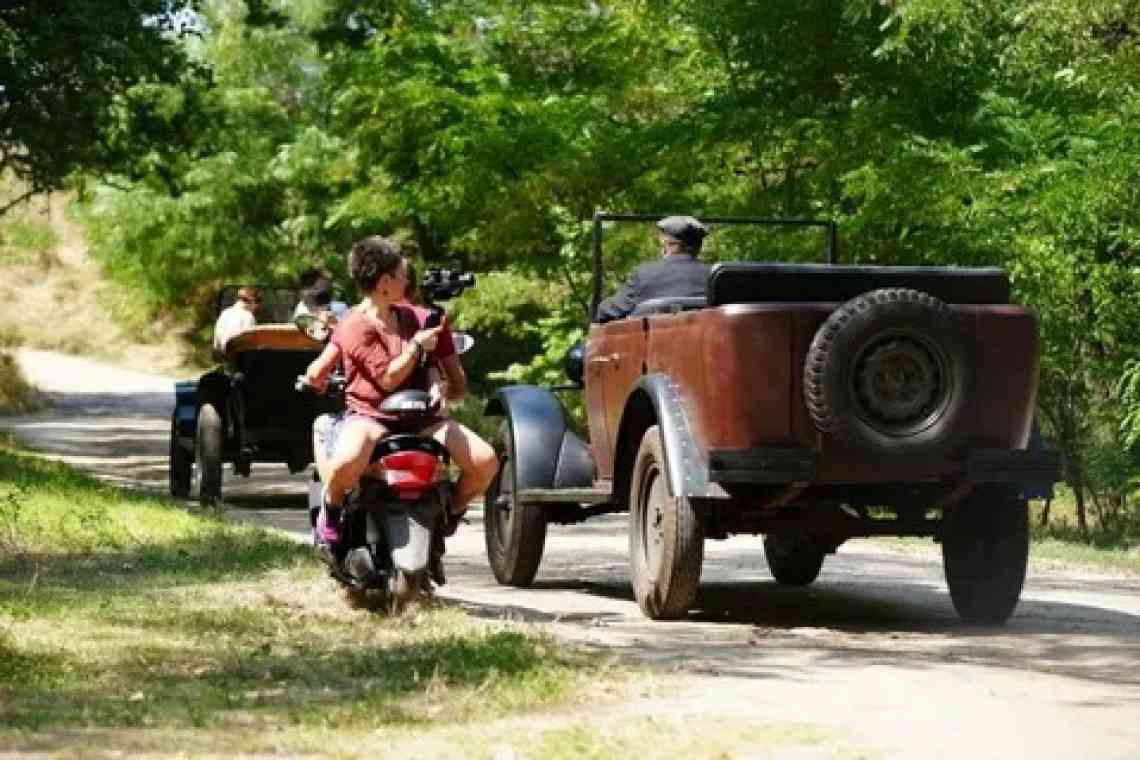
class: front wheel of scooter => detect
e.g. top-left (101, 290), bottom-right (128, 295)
top-left (484, 423), bottom-right (547, 587)
top-left (390, 569), bottom-right (430, 613)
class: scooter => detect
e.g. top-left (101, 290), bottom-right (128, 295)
top-left (293, 269), bottom-right (476, 610)
top-left (298, 380), bottom-right (454, 611)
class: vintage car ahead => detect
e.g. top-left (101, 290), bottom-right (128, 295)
top-left (169, 287), bottom-right (338, 506)
top-left (483, 213), bottom-right (1058, 623)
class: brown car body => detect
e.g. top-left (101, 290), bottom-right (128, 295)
top-left (483, 215), bottom-right (1058, 623)
top-left (587, 302), bottom-right (1037, 486)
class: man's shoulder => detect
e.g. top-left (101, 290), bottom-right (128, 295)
top-left (637, 256), bottom-right (709, 278)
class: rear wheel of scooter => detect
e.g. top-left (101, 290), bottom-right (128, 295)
top-left (168, 414), bottom-right (192, 499)
top-left (484, 422), bottom-right (547, 586)
top-left (629, 425), bottom-right (703, 620)
top-left (195, 402), bottom-right (224, 508)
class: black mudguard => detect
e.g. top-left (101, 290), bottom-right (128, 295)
top-left (485, 385), bottom-right (595, 492)
top-left (196, 369), bottom-right (230, 418)
top-left (173, 381), bottom-right (199, 438)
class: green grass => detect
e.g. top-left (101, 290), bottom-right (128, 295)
top-left (864, 496), bottom-right (1140, 576)
top-left (0, 218), bottom-right (58, 266)
top-left (0, 441), bottom-right (629, 754)
top-left (871, 532), bottom-right (1140, 576)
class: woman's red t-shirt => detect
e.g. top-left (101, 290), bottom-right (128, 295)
top-left (331, 304), bottom-right (455, 421)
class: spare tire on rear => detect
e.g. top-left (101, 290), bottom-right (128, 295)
top-left (804, 288), bottom-right (971, 461)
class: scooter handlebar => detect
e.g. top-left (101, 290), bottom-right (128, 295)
top-left (295, 374), bottom-right (346, 395)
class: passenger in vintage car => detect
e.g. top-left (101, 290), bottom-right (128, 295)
top-left (293, 267), bottom-right (349, 323)
top-left (212, 285), bottom-right (261, 352)
top-left (593, 215), bottom-right (711, 323)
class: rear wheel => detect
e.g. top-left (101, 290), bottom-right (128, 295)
top-left (763, 534), bottom-right (826, 586)
top-left (629, 425), bottom-right (703, 620)
top-left (484, 423), bottom-right (547, 586)
top-left (168, 415), bottom-right (192, 498)
top-left (942, 485), bottom-right (1028, 624)
top-left (195, 402), bottom-right (224, 508)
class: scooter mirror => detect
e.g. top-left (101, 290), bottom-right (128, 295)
top-left (452, 332), bottom-right (475, 354)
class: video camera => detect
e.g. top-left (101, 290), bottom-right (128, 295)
top-left (421, 268), bottom-right (475, 302)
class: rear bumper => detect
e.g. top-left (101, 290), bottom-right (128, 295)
top-left (964, 448), bottom-right (1061, 497)
top-left (708, 448), bottom-right (816, 483)
top-left (707, 446), bottom-right (1061, 489)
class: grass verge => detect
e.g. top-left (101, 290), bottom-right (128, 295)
top-left (864, 498), bottom-right (1140, 576)
top-left (0, 440), bottom-right (630, 755)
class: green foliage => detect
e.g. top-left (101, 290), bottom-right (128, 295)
top-left (447, 271), bottom-right (559, 394)
top-left (76, 0), bottom-right (1140, 537)
top-left (0, 1), bottom-right (203, 207)
top-left (1120, 361), bottom-right (1140, 449)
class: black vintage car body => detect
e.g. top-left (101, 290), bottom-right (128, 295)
top-left (168, 287), bottom-right (341, 505)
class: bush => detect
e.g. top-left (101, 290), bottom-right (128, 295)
top-left (446, 271), bottom-right (557, 397)
top-left (0, 352), bottom-right (39, 413)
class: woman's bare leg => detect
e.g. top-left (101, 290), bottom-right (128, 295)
top-left (426, 420), bottom-right (498, 513)
top-left (325, 417), bottom-right (388, 505)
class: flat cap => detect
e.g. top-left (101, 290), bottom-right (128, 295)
top-left (656, 215), bottom-right (708, 248)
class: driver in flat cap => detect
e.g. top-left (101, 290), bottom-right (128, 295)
top-left (594, 215), bottom-right (710, 323)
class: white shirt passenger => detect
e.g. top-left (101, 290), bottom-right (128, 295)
top-left (213, 302), bottom-right (257, 352)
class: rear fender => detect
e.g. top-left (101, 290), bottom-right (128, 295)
top-left (195, 369), bottom-right (230, 423)
top-left (385, 497), bottom-right (443, 574)
top-left (614, 375), bottom-right (729, 505)
top-left (485, 385), bottom-right (595, 491)
top-left (174, 381), bottom-right (198, 438)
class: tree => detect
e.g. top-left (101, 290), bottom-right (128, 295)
top-left (0, 0), bottom-right (199, 212)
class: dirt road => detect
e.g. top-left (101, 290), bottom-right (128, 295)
top-left (5, 349), bottom-right (1139, 759)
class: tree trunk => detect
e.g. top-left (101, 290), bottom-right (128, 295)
top-left (1069, 457), bottom-right (1089, 539)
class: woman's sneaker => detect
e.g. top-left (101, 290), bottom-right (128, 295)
top-left (316, 499), bottom-right (343, 545)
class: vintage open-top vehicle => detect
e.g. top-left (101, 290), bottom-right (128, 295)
top-left (169, 287), bottom-right (339, 506)
top-left (483, 213), bottom-right (1058, 623)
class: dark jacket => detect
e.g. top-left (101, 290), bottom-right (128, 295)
top-left (594, 254), bottom-right (710, 323)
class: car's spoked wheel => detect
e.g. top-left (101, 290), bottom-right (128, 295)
top-left (195, 402), bottom-right (224, 508)
top-left (168, 414), bottom-right (192, 499)
top-left (484, 423), bottom-right (547, 586)
top-left (942, 485), bottom-right (1028, 624)
top-left (629, 425), bottom-right (703, 620)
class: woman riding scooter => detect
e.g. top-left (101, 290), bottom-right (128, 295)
top-left (301, 235), bottom-right (498, 549)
